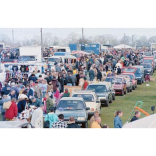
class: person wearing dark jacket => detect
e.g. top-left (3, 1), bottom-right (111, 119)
top-left (31, 97), bottom-right (42, 108)
top-left (28, 74), bottom-right (37, 82)
top-left (1, 81), bottom-right (11, 95)
top-left (65, 72), bottom-right (73, 86)
top-left (130, 111), bottom-right (141, 122)
top-left (52, 77), bottom-right (58, 92)
top-left (17, 99), bottom-right (26, 113)
top-left (97, 70), bottom-right (102, 81)
top-left (58, 73), bottom-right (64, 93)
top-left (62, 88), bottom-right (70, 98)
top-left (76, 71), bottom-right (80, 86)
top-left (67, 116), bottom-right (81, 128)
top-left (89, 68), bottom-right (95, 81)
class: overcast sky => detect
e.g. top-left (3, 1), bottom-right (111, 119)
top-left (1, 28), bottom-right (156, 40)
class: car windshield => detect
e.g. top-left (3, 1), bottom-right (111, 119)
top-left (57, 100), bottom-right (84, 110)
top-left (19, 56), bottom-right (35, 61)
top-left (48, 58), bottom-right (60, 63)
top-left (105, 77), bottom-right (115, 83)
top-left (143, 59), bottom-right (153, 64)
top-left (143, 52), bottom-right (152, 56)
top-left (72, 94), bottom-right (94, 102)
top-left (112, 78), bottom-right (122, 84)
top-left (141, 64), bottom-right (152, 68)
top-left (135, 68), bottom-right (141, 74)
top-left (122, 68), bottom-right (135, 72)
top-left (87, 85), bottom-right (107, 93)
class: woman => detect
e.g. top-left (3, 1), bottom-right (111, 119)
top-left (47, 81), bottom-right (53, 98)
top-left (114, 110), bottom-right (123, 128)
top-left (5, 98), bottom-right (18, 121)
top-left (54, 87), bottom-right (61, 106)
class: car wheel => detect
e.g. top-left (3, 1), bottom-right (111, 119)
top-left (113, 94), bottom-right (115, 100)
top-left (105, 100), bottom-right (109, 107)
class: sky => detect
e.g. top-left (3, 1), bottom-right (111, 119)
top-left (1, 28), bottom-right (156, 41)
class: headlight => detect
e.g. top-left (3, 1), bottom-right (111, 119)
top-left (77, 117), bottom-right (85, 121)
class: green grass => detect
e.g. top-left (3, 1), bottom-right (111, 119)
top-left (98, 72), bottom-right (156, 128)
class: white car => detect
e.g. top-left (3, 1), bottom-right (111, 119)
top-left (72, 90), bottom-right (101, 116)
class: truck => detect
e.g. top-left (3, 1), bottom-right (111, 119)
top-left (19, 46), bottom-right (42, 63)
top-left (0, 42), bottom-right (5, 50)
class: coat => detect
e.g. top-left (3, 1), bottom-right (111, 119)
top-left (114, 116), bottom-right (123, 128)
top-left (62, 92), bottom-right (70, 98)
top-left (5, 101), bottom-right (18, 120)
top-left (52, 79), bottom-right (58, 92)
top-left (44, 113), bottom-right (58, 128)
top-left (17, 99), bottom-right (26, 113)
top-left (46, 97), bottom-right (54, 113)
top-left (67, 123), bottom-right (81, 128)
top-left (32, 98), bottom-right (42, 108)
top-left (97, 70), bottom-right (102, 81)
top-left (33, 86), bottom-right (43, 99)
top-left (89, 69), bottom-right (95, 81)
top-left (58, 77), bottom-right (64, 93)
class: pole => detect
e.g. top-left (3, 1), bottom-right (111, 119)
top-left (41, 28), bottom-right (43, 57)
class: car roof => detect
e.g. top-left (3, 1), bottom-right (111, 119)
top-left (72, 90), bottom-right (96, 95)
top-left (61, 97), bottom-right (84, 101)
top-left (88, 83), bottom-right (108, 86)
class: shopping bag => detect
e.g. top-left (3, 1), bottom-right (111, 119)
top-left (3, 101), bottom-right (12, 110)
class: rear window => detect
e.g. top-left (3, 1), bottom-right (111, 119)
top-left (112, 78), bottom-right (123, 84)
top-left (87, 85), bottom-right (107, 93)
top-left (72, 94), bottom-right (94, 102)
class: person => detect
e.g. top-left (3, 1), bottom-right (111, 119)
top-left (31, 104), bottom-right (44, 128)
top-left (51, 114), bottom-right (67, 128)
top-left (38, 80), bottom-right (47, 98)
top-left (27, 84), bottom-right (34, 99)
top-left (89, 67), bottom-right (95, 81)
top-left (9, 90), bottom-right (17, 100)
top-left (130, 111), bottom-right (141, 122)
top-left (67, 116), bottom-right (81, 128)
top-left (91, 117), bottom-right (101, 128)
top-left (58, 73), bottom-right (64, 93)
top-left (52, 76), bottom-right (58, 92)
top-left (0, 95), bottom-right (11, 121)
top-left (82, 77), bottom-right (89, 90)
top-left (1, 81), bottom-right (11, 96)
top-left (17, 95), bottom-right (27, 115)
top-left (35, 70), bottom-right (41, 78)
top-left (44, 93), bottom-right (54, 113)
top-left (31, 97), bottom-right (42, 108)
top-left (61, 88), bottom-right (70, 98)
top-left (33, 81), bottom-right (43, 100)
top-left (5, 98), bottom-right (18, 121)
top-left (114, 110), bottom-right (123, 128)
top-left (65, 72), bottom-right (73, 86)
top-left (102, 124), bottom-right (109, 128)
top-left (47, 81), bottom-right (53, 97)
top-left (44, 107), bottom-right (58, 128)
top-left (90, 111), bottom-right (101, 127)
top-left (71, 72), bottom-right (77, 86)
top-left (54, 87), bottom-right (61, 106)
top-left (117, 66), bottom-right (121, 75)
top-left (28, 74), bottom-right (37, 82)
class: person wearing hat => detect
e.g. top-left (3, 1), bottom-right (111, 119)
top-left (33, 81), bottom-right (43, 100)
top-left (31, 97), bottom-right (42, 108)
top-left (31, 104), bottom-right (44, 128)
top-left (44, 107), bottom-right (58, 128)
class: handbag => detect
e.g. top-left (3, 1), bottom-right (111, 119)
top-left (3, 101), bottom-right (12, 110)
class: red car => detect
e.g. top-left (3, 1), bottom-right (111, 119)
top-left (122, 73), bottom-right (137, 90)
top-left (112, 77), bottom-right (127, 96)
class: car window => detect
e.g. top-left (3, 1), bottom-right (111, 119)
top-left (87, 85), bottom-right (107, 93)
top-left (72, 94), bottom-right (94, 102)
top-left (57, 100), bottom-right (84, 110)
top-left (122, 68), bottom-right (135, 72)
top-left (143, 59), bottom-right (153, 64)
top-left (112, 78), bottom-right (122, 84)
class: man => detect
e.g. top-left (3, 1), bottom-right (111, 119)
top-left (90, 111), bottom-right (101, 128)
top-left (130, 111), bottom-right (141, 122)
top-left (51, 114), bottom-right (67, 128)
top-left (67, 116), bottom-right (81, 128)
top-left (61, 88), bottom-right (70, 98)
top-left (71, 72), bottom-right (77, 86)
top-left (45, 93), bottom-right (53, 113)
top-left (89, 67), bottom-right (95, 81)
top-left (9, 90), bottom-right (17, 100)
top-left (38, 80), bottom-right (47, 98)
top-left (35, 70), bottom-right (41, 78)
top-left (31, 97), bottom-right (42, 108)
top-left (65, 72), bottom-right (73, 86)
top-left (10, 82), bottom-right (19, 99)
top-left (0, 95), bottom-right (11, 121)
top-left (33, 81), bottom-right (43, 100)
top-left (1, 81), bottom-right (11, 96)
top-left (55, 63), bottom-right (61, 72)
top-left (91, 117), bottom-right (101, 128)
top-left (31, 104), bottom-right (44, 128)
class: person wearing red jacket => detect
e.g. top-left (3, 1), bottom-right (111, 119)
top-left (5, 99), bottom-right (18, 120)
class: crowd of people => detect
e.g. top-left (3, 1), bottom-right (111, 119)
top-left (0, 48), bottom-right (147, 128)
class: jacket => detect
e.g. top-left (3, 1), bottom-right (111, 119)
top-left (1, 85), bottom-right (11, 95)
top-left (27, 88), bottom-right (34, 98)
top-left (91, 121), bottom-right (101, 128)
top-left (5, 101), bottom-right (18, 120)
top-left (58, 77), bottom-right (64, 92)
top-left (28, 76), bottom-right (37, 82)
top-left (17, 99), bottom-right (26, 113)
top-left (65, 75), bottom-right (72, 84)
top-left (62, 92), bottom-right (70, 98)
top-left (33, 86), bottom-right (43, 98)
top-left (52, 79), bottom-right (58, 92)
top-left (67, 123), bottom-right (81, 128)
top-left (89, 69), bottom-right (95, 81)
top-left (114, 116), bottom-right (123, 128)
top-left (55, 65), bottom-right (61, 72)
top-left (97, 70), bottom-right (102, 81)
top-left (130, 116), bottom-right (138, 122)
top-left (46, 98), bottom-right (54, 113)
top-left (71, 75), bottom-right (77, 85)
top-left (32, 98), bottom-right (42, 108)
top-left (44, 113), bottom-right (58, 128)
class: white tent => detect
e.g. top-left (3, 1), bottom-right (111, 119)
top-left (114, 44), bottom-right (132, 49)
top-left (123, 114), bottom-right (156, 128)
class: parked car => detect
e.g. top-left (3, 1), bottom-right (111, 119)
top-left (55, 97), bottom-right (89, 128)
top-left (142, 58), bottom-right (155, 72)
top-left (112, 77), bottom-right (127, 96)
top-left (86, 83), bottom-right (113, 107)
top-left (72, 91), bottom-right (101, 116)
top-left (133, 66), bottom-right (145, 84)
top-left (140, 63), bottom-right (153, 75)
top-left (121, 73), bottom-right (137, 90)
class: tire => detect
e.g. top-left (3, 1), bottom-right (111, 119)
top-left (113, 94), bottom-right (115, 100)
top-left (82, 122), bottom-right (88, 128)
top-left (105, 100), bottom-right (109, 107)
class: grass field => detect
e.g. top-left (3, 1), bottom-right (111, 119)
top-left (98, 72), bottom-right (156, 128)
